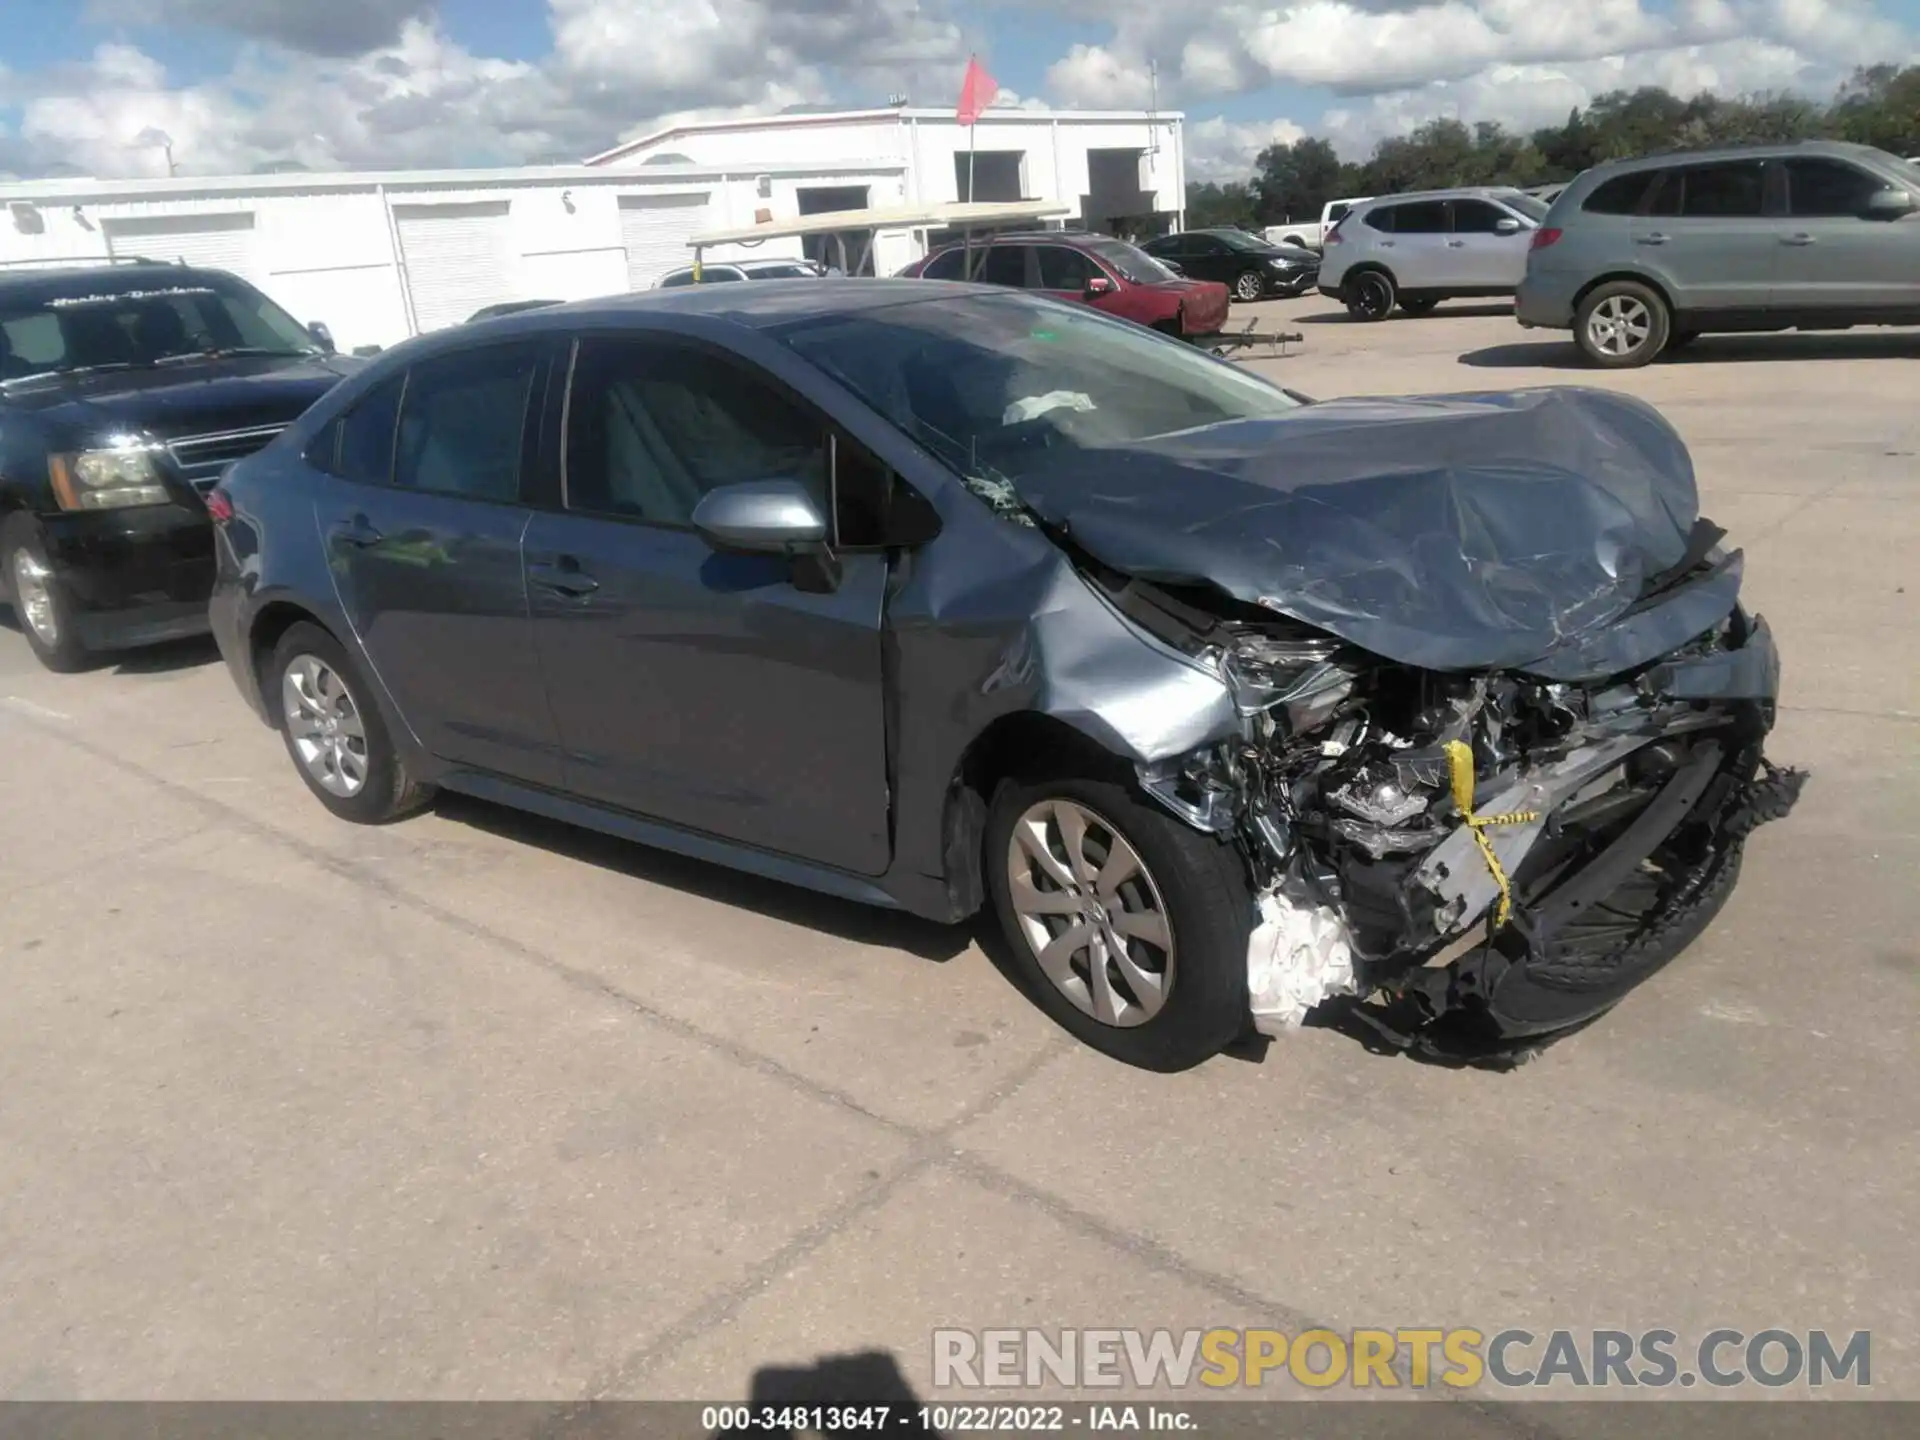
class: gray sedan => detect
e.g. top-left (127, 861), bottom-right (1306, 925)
top-left (205, 282), bottom-right (1799, 1069)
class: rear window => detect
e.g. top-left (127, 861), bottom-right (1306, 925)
top-left (1583, 173), bottom-right (1654, 215)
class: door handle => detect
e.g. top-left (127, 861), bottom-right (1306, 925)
top-left (1781, 233), bottom-right (1817, 246)
top-left (1379, 241), bottom-right (1395, 248)
top-left (332, 514), bottom-right (383, 548)
top-left (528, 557), bottom-right (599, 598)
top-left (1447, 239), bottom-right (1466, 248)
top-left (1635, 232), bottom-right (1670, 245)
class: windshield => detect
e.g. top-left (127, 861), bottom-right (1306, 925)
top-left (1215, 230), bottom-right (1277, 254)
top-left (1083, 238), bottom-right (1182, 285)
top-left (1499, 192), bottom-right (1552, 222)
top-left (0, 274), bottom-right (318, 383)
top-left (779, 291), bottom-right (1302, 499)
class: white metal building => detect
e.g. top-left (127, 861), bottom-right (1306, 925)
top-left (1, 105), bottom-right (1184, 352)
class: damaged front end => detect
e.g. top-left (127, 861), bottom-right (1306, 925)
top-left (1118, 575), bottom-right (1805, 1057)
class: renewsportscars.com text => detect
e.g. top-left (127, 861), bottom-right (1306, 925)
top-left (932, 1327), bottom-right (1872, 1391)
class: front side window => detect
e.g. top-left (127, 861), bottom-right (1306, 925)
top-left (0, 273), bottom-right (319, 382)
top-left (564, 338), bottom-right (828, 527)
top-left (1036, 246), bottom-right (1099, 290)
top-left (392, 344), bottom-right (542, 503)
top-left (1786, 158), bottom-right (1886, 217)
top-left (778, 292), bottom-right (1302, 497)
top-left (1451, 200), bottom-right (1519, 234)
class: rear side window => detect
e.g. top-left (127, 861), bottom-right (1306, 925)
top-left (978, 245), bottom-right (1029, 287)
top-left (1389, 201), bottom-right (1449, 233)
top-left (919, 248), bottom-right (966, 280)
top-left (1583, 173), bottom-right (1654, 215)
top-left (393, 344), bottom-right (542, 503)
top-left (1649, 162), bottom-right (1766, 218)
top-left (328, 375), bottom-right (405, 485)
top-left (1362, 207), bottom-right (1395, 233)
top-left (1786, 158), bottom-right (1886, 217)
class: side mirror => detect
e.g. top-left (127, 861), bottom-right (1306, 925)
top-left (691, 479), bottom-right (829, 556)
top-left (1493, 217), bottom-right (1522, 236)
top-left (1085, 275), bottom-right (1116, 296)
top-left (1866, 188), bottom-right (1917, 219)
top-left (308, 321), bottom-right (336, 353)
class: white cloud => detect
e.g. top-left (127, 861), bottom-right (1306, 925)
top-left (83, 0), bottom-right (434, 57)
top-left (1185, 115), bottom-right (1309, 180)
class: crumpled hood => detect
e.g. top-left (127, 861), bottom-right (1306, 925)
top-left (1015, 386), bottom-right (1735, 676)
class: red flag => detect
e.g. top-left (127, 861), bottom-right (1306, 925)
top-left (956, 56), bottom-right (999, 126)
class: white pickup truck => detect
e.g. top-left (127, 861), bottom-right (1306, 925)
top-left (1264, 196), bottom-right (1371, 252)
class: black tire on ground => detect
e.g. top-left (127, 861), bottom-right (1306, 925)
top-left (1397, 296), bottom-right (1439, 317)
top-left (1344, 269), bottom-right (1396, 322)
top-left (1232, 269), bottom-right (1266, 302)
top-left (984, 773), bottom-right (1253, 1071)
top-left (1, 511), bottom-right (92, 673)
top-left (1574, 279), bottom-right (1670, 368)
top-left (269, 620), bottom-right (435, 825)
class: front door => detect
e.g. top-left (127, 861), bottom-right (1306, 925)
top-left (1632, 159), bottom-right (1776, 312)
top-left (523, 334), bottom-right (892, 877)
top-left (1446, 198), bottom-right (1534, 287)
top-left (318, 341), bottom-right (563, 787)
top-left (1371, 199), bottom-right (1452, 286)
top-left (1776, 156), bottom-right (1920, 311)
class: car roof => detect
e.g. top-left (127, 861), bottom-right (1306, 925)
top-left (449, 277), bottom-right (984, 334)
top-left (930, 230), bottom-right (1117, 248)
top-left (1585, 138), bottom-right (1899, 175)
top-left (1357, 186), bottom-right (1530, 206)
top-left (0, 261), bottom-right (242, 300)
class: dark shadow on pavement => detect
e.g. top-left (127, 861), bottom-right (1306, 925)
top-left (432, 789), bottom-right (972, 965)
top-left (1294, 301), bottom-right (1514, 325)
top-left (723, 1351), bottom-right (945, 1437)
top-left (1462, 329), bottom-right (1920, 369)
top-left (108, 634), bottom-right (222, 676)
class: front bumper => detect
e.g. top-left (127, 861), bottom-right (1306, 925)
top-left (38, 502), bottom-right (215, 652)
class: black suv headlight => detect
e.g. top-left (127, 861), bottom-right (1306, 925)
top-left (49, 442), bottom-right (171, 511)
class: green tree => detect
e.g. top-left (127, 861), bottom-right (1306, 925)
top-left (1184, 181), bottom-right (1260, 229)
top-left (1252, 136), bottom-right (1345, 223)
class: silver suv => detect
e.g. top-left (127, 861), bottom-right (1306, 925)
top-left (1517, 141), bottom-right (1920, 367)
top-left (1316, 187), bottom-right (1549, 321)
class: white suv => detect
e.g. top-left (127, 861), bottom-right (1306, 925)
top-left (1317, 187), bottom-right (1548, 320)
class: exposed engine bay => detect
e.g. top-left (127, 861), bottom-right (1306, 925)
top-left (1100, 566), bottom-right (1806, 1061)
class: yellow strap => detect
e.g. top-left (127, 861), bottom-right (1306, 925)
top-left (1443, 740), bottom-right (1541, 929)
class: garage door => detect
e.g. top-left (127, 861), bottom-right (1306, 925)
top-left (620, 193), bottom-right (710, 290)
top-left (104, 213), bottom-right (259, 281)
top-left (393, 201), bottom-right (513, 334)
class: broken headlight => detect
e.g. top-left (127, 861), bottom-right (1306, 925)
top-left (1222, 630), bottom-right (1355, 730)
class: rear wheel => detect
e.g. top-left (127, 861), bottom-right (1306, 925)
top-left (1344, 269), bottom-right (1396, 322)
top-left (269, 622), bottom-right (434, 824)
top-left (986, 775), bottom-right (1253, 1071)
top-left (2, 513), bottom-right (92, 673)
top-left (1575, 280), bottom-right (1670, 368)
top-left (1232, 269), bottom-right (1266, 302)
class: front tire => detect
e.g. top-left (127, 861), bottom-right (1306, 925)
top-left (2, 513), bottom-right (92, 673)
top-left (1232, 269), bottom-right (1265, 302)
top-left (986, 775), bottom-right (1253, 1071)
top-left (269, 621), bottom-right (434, 824)
top-left (1575, 280), bottom-right (1670, 368)
top-left (1344, 269), bottom-right (1396, 322)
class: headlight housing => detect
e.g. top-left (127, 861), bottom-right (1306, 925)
top-left (49, 443), bottom-right (171, 511)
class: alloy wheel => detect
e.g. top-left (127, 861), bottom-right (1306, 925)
top-left (282, 654), bottom-right (370, 798)
top-left (1587, 295), bottom-right (1653, 358)
top-left (10, 548), bottom-right (58, 646)
top-left (1004, 798), bottom-right (1176, 1028)
top-left (1235, 271), bottom-right (1264, 301)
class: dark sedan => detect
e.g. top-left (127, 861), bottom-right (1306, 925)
top-left (206, 282), bottom-right (1798, 1070)
top-left (1142, 229), bottom-right (1319, 301)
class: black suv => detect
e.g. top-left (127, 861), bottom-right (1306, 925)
top-left (1, 260), bottom-right (359, 670)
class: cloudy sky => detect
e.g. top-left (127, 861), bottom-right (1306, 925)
top-left (0, 0), bottom-right (1914, 183)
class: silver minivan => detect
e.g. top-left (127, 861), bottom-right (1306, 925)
top-left (1316, 187), bottom-right (1549, 320)
top-left (1517, 141), bottom-right (1920, 367)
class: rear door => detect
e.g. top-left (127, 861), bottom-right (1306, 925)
top-left (1370, 200), bottom-right (1451, 287)
top-left (976, 243), bottom-right (1030, 290)
top-left (1447, 198), bottom-right (1533, 287)
top-left (318, 340), bottom-right (563, 786)
top-left (1776, 156), bottom-right (1920, 312)
top-left (1632, 160), bottom-right (1774, 312)
top-left (521, 334), bottom-right (892, 876)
